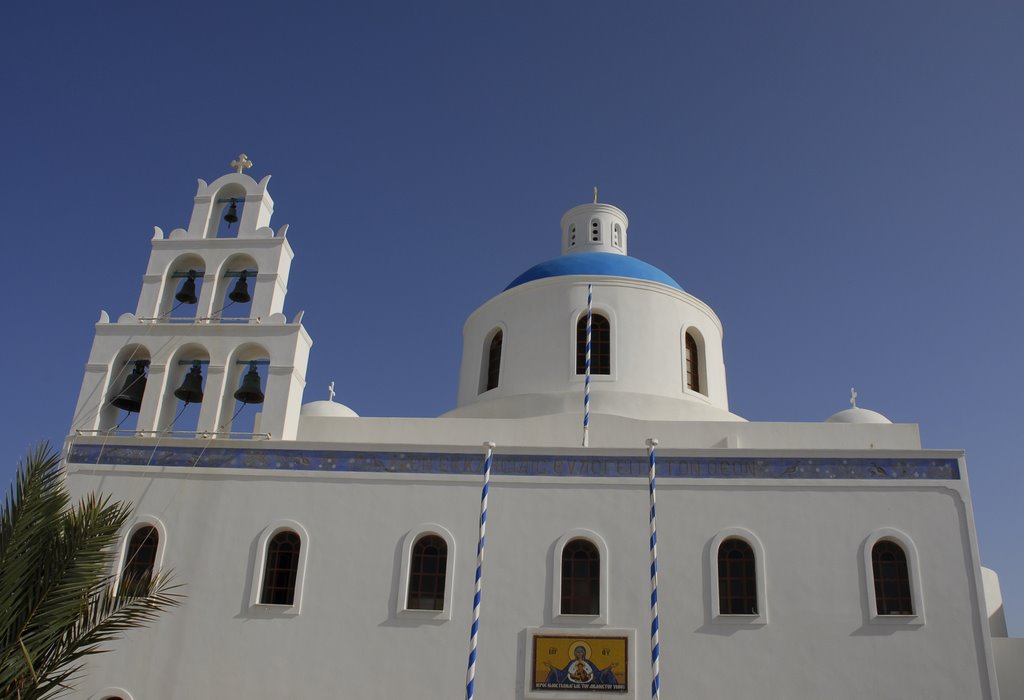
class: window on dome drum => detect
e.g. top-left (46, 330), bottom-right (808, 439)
top-left (685, 332), bottom-right (701, 392)
top-left (872, 540), bottom-right (913, 615)
top-left (260, 530), bottom-right (301, 605)
top-left (570, 224), bottom-right (577, 247)
top-left (561, 539), bottom-right (600, 615)
top-left (576, 314), bottom-right (610, 375)
top-left (120, 526), bottom-right (158, 596)
top-left (485, 330), bottom-right (502, 392)
top-left (407, 535), bottom-right (448, 611)
top-left (718, 538), bottom-right (757, 614)
top-left (612, 223), bottom-right (621, 247)
top-left (590, 219), bottom-right (601, 242)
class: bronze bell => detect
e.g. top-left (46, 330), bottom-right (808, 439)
top-left (175, 270), bottom-right (198, 305)
top-left (229, 271), bottom-right (251, 304)
top-left (224, 198), bottom-right (239, 227)
top-left (173, 362), bottom-right (205, 404)
top-left (111, 360), bottom-right (148, 413)
top-left (233, 361), bottom-right (265, 404)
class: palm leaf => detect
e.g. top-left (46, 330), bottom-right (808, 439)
top-left (0, 443), bottom-right (183, 699)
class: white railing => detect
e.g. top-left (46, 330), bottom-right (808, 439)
top-left (134, 316), bottom-right (261, 324)
top-left (74, 429), bottom-right (271, 440)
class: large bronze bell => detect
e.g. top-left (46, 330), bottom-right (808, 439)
top-left (175, 270), bottom-right (198, 304)
top-left (233, 361), bottom-right (265, 404)
top-left (111, 360), bottom-right (148, 413)
top-left (228, 271), bottom-right (251, 304)
top-left (173, 362), bottom-right (205, 404)
top-left (224, 198), bottom-right (239, 227)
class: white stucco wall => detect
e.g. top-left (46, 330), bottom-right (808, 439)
top-left (64, 441), bottom-right (997, 699)
top-left (993, 638), bottom-right (1024, 699)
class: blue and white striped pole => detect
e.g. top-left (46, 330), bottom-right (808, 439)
top-left (582, 283), bottom-right (593, 447)
top-left (646, 438), bottom-right (662, 700)
top-left (466, 441), bottom-right (495, 700)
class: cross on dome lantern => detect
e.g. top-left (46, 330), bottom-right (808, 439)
top-left (850, 387), bottom-right (858, 408)
top-left (230, 153), bottom-right (253, 174)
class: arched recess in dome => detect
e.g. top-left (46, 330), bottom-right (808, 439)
top-left (683, 327), bottom-right (707, 396)
top-left (479, 325), bottom-right (505, 394)
top-left (576, 313), bottom-right (610, 375)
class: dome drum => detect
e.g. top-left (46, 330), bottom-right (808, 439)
top-left (451, 275), bottom-right (736, 421)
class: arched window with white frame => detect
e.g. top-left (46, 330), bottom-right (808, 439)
top-left (397, 524), bottom-right (456, 619)
top-left (261, 530), bottom-right (301, 605)
top-left (251, 520), bottom-right (310, 612)
top-left (407, 535), bottom-right (448, 611)
top-left (552, 530), bottom-right (609, 624)
top-left (862, 528), bottom-right (924, 623)
top-left (708, 528), bottom-right (768, 624)
top-left (872, 540), bottom-right (913, 615)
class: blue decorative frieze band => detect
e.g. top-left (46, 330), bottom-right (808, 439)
top-left (66, 443), bottom-right (960, 480)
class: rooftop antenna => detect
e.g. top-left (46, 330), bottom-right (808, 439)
top-left (850, 387), bottom-right (858, 408)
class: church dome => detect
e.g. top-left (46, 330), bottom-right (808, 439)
top-left (448, 199), bottom-right (740, 422)
top-left (505, 252), bottom-right (682, 292)
top-left (301, 400), bottom-right (359, 418)
top-left (826, 407), bottom-right (892, 424)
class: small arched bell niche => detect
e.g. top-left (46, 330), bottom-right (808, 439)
top-left (100, 344), bottom-right (152, 433)
top-left (160, 253), bottom-right (206, 320)
top-left (157, 344), bottom-right (211, 436)
top-left (186, 172), bottom-right (274, 240)
top-left (213, 254), bottom-right (259, 322)
top-left (218, 343), bottom-right (271, 437)
top-left (207, 183), bottom-right (247, 239)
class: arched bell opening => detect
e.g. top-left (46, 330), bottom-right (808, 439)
top-left (206, 183), bottom-right (247, 238)
top-left (99, 344), bottom-right (152, 433)
top-left (218, 343), bottom-right (270, 437)
top-left (156, 344), bottom-right (211, 436)
top-left (159, 254), bottom-right (206, 320)
top-left (212, 254), bottom-right (259, 322)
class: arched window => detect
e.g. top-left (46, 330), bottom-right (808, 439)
top-left (576, 314), bottom-right (610, 375)
top-left (561, 539), bottom-right (600, 615)
top-left (872, 540), bottom-right (913, 615)
top-left (685, 332), bottom-right (701, 392)
top-left (260, 531), bottom-right (301, 605)
top-left (407, 535), bottom-right (448, 611)
top-left (484, 330), bottom-right (502, 392)
top-left (612, 223), bottom-right (621, 248)
top-left (718, 538), bottom-right (757, 614)
top-left (120, 526), bottom-right (158, 595)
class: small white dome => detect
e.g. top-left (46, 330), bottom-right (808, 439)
top-left (300, 400), bottom-right (358, 418)
top-left (826, 407), bottom-right (892, 424)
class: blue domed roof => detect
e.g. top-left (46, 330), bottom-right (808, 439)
top-left (505, 252), bottom-right (682, 291)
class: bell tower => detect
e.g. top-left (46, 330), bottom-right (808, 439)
top-left (70, 155), bottom-right (313, 440)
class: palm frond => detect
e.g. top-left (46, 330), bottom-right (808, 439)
top-left (0, 443), bottom-right (183, 700)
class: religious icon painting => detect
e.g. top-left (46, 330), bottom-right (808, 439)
top-left (531, 633), bottom-right (628, 693)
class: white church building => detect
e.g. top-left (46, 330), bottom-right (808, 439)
top-left (64, 158), bottom-right (1023, 698)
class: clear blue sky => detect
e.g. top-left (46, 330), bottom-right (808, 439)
top-left (2, 3), bottom-right (1021, 633)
